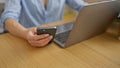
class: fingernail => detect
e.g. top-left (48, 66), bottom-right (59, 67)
top-left (45, 34), bottom-right (49, 36)
top-left (49, 36), bottom-right (53, 39)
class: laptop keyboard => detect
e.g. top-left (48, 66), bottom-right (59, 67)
top-left (54, 30), bottom-right (71, 44)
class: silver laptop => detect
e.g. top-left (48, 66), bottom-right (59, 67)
top-left (54, 0), bottom-right (119, 48)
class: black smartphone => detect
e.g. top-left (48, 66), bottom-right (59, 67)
top-left (37, 26), bottom-right (57, 42)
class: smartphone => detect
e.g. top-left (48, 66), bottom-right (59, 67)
top-left (37, 26), bottom-right (57, 42)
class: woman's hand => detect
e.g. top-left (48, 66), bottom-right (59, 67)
top-left (25, 27), bottom-right (53, 47)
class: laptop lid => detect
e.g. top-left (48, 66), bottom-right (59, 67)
top-left (55, 0), bottom-right (119, 48)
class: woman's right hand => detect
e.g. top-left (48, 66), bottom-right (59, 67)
top-left (25, 27), bottom-right (53, 47)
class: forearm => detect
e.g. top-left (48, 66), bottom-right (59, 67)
top-left (5, 18), bottom-right (27, 39)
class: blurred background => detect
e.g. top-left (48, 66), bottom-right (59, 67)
top-left (0, 0), bottom-right (5, 33)
top-left (0, 0), bottom-right (120, 34)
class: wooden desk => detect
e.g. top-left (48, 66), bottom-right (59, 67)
top-left (0, 18), bottom-right (120, 68)
top-left (1, 0), bottom-right (120, 67)
top-left (0, 31), bottom-right (120, 68)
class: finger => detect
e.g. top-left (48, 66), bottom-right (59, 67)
top-left (29, 36), bottom-right (53, 47)
top-left (35, 34), bottom-right (50, 40)
top-left (29, 27), bottom-right (37, 35)
top-left (27, 30), bottom-right (36, 40)
top-left (28, 34), bottom-right (49, 41)
top-left (29, 36), bottom-right (52, 45)
top-left (32, 27), bottom-right (37, 34)
top-left (38, 36), bottom-right (53, 47)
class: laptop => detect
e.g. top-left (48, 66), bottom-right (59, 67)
top-left (54, 0), bottom-right (119, 48)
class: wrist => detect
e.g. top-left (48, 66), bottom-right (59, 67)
top-left (21, 28), bottom-right (28, 40)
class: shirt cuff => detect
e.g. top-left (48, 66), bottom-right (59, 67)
top-left (1, 13), bottom-right (19, 32)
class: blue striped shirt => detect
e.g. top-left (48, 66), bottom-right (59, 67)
top-left (1, 0), bottom-right (87, 28)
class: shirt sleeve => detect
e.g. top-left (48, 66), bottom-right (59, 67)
top-left (66, 0), bottom-right (88, 11)
top-left (1, 0), bottom-right (21, 24)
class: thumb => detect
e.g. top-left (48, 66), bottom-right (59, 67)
top-left (30, 27), bottom-right (37, 35)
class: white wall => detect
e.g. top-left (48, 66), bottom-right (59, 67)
top-left (0, 0), bottom-right (5, 33)
top-left (0, 0), bottom-right (5, 3)
top-left (0, 0), bottom-right (5, 15)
